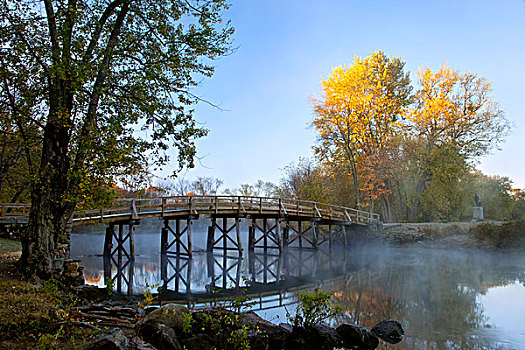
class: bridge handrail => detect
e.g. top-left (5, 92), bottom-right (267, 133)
top-left (0, 195), bottom-right (380, 224)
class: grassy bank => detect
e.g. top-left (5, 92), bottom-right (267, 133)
top-left (380, 220), bottom-right (525, 250)
top-left (0, 238), bottom-right (21, 255)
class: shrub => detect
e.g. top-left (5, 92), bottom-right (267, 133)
top-left (470, 221), bottom-right (525, 249)
top-left (288, 288), bottom-right (342, 329)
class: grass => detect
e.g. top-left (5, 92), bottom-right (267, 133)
top-left (0, 238), bottom-right (21, 254)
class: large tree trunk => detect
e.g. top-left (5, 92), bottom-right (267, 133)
top-left (380, 193), bottom-right (397, 223)
top-left (20, 120), bottom-right (73, 278)
top-left (410, 172), bottom-right (428, 222)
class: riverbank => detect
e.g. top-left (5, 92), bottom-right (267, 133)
top-left (377, 220), bottom-right (525, 250)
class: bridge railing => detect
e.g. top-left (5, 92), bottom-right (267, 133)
top-left (0, 203), bottom-right (32, 218)
top-left (1, 196), bottom-right (380, 225)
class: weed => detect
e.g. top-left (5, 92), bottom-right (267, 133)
top-left (138, 279), bottom-right (160, 314)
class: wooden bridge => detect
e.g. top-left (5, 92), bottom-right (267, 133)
top-left (0, 195), bottom-right (380, 258)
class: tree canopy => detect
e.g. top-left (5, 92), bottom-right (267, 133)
top-left (312, 51), bottom-right (412, 221)
top-left (0, 0), bottom-right (233, 277)
top-left (312, 52), bottom-right (512, 223)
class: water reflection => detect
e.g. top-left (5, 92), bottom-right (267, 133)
top-left (72, 229), bottom-right (525, 349)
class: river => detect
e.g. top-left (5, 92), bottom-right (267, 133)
top-left (71, 219), bottom-right (525, 349)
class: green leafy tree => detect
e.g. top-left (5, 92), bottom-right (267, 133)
top-left (406, 66), bottom-right (510, 221)
top-left (1, 0), bottom-right (233, 278)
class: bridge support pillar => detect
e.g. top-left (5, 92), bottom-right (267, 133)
top-left (207, 217), bottom-right (242, 252)
top-left (282, 227), bottom-right (289, 249)
top-left (161, 218), bottom-right (193, 257)
top-left (250, 217), bottom-right (281, 251)
top-left (103, 220), bottom-right (137, 260)
top-left (102, 220), bottom-right (137, 295)
top-left (285, 220), bottom-right (318, 250)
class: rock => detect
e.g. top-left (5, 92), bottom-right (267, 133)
top-left (336, 323), bottom-right (379, 350)
top-left (181, 334), bottom-right (216, 350)
top-left (371, 319), bottom-right (404, 344)
top-left (61, 259), bottom-right (85, 287)
top-left (74, 285), bottom-right (109, 303)
top-left (239, 311), bottom-right (291, 350)
top-left (82, 328), bottom-right (130, 349)
top-left (285, 323), bottom-right (342, 350)
top-left (137, 322), bottom-right (182, 350)
top-left (312, 323), bottom-right (342, 347)
top-left (240, 311), bottom-right (281, 332)
top-left (136, 303), bottom-right (189, 334)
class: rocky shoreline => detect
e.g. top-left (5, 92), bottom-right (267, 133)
top-left (78, 302), bottom-right (404, 350)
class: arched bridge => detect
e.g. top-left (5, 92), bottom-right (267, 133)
top-left (0, 196), bottom-right (380, 258)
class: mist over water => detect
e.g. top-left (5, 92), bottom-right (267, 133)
top-left (71, 218), bottom-right (525, 349)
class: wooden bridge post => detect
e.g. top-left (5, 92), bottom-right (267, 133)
top-left (118, 224), bottom-right (124, 263)
top-left (104, 224), bottom-right (114, 256)
top-left (187, 219), bottom-right (193, 254)
top-left (222, 217), bottom-right (228, 251)
top-left (161, 219), bottom-right (168, 255)
top-left (248, 225), bottom-right (255, 251)
top-left (176, 219), bottom-right (181, 255)
top-left (298, 221), bottom-right (302, 249)
top-left (276, 219), bottom-right (282, 249)
top-left (311, 221), bottom-right (318, 249)
top-left (341, 224), bottom-right (347, 247)
top-left (283, 225), bottom-right (289, 249)
top-left (236, 218), bottom-right (242, 251)
top-left (207, 219), bottom-right (216, 252)
top-left (129, 222), bottom-right (135, 259)
top-left (263, 218), bottom-right (268, 251)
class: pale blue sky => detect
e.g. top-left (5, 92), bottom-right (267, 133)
top-left (164, 0), bottom-right (525, 190)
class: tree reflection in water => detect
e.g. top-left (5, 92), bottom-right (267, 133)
top-left (76, 229), bottom-right (525, 349)
top-left (330, 247), bottom-right (525, 349)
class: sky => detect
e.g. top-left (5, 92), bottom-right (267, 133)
top-left (161, 0), bottom-right (525, 191)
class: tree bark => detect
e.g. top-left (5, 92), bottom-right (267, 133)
top-left (380, 192), bottom-right (397, 223)
top-left (20, 121), bottom-right (73, 277)
top-left (410, 172), bottom-right (428, 222)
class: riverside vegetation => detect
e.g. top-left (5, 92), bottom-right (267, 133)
top-left (2, 218), bottom-right (524, 349)
top-left (0, 237), bottom-right (405, 349)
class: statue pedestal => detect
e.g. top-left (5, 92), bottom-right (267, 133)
top-left (472, 207), bottom-right (483, 221)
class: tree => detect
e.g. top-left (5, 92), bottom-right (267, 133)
top-left (277, 158), bottom-right (327, 202)
top-left (312, 51), bottom-right (412, 222)
top-left (191, 176), bottom-right (223, 195)
top-left (1, 0), bottom-right (233, 278)
top-left (406, 66), bottom-right (510, 221)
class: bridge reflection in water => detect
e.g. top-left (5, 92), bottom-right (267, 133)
top-left (102, 246), bottom-right (351, 311)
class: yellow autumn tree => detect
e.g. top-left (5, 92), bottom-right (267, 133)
top-left (312, 51), bottom-right (412, 222)
top-left (405, 65), bottom-right (511, 221)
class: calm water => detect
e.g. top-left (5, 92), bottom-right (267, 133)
top-left (71, 219), bottom-right (525, 349)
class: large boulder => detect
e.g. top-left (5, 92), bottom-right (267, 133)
top-left (285, 323), bottom-right (342, 350)
top-left (137, 322), bottom-right (182, 350)
top-left (336, 323), bottom-right (379, 350)
top-left (370, 319), bottom-right (404, 344)
top-left (238, 312), bottom-right (291, 350)
top-left (136, 303), bottom-right (189, 333)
